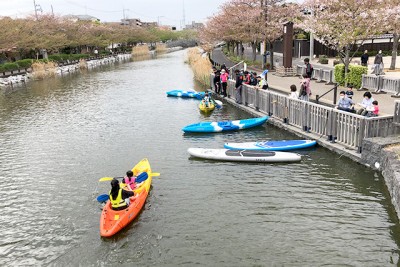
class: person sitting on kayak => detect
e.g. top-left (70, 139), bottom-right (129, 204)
top-left (202, 94), bottom-right (210, 107)
top-left (109, 178), bottom-right (134, 210)
top-left (123, 170), bottom-right (137, 190)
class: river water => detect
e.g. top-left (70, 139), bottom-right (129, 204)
top-left (0, 50), bottom-right (399, 266)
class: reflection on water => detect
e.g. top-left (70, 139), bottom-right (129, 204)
top-left (0, 50), bottom-right (399, 266)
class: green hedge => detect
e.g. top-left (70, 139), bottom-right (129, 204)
top-left (0, 63), bottom-right (19, 72)
top-left (334, 64), bottom-right (346, 86)
top-left (347, 64), bottom-right (367, 89)
top-left (334, 63), bottom-right (367, 88)
top-left (16, 59), bottom-right (33, 68)
top-left (48, 54), bottom-right (90, 62)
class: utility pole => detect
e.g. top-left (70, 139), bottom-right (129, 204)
top-left (261, 0), bottom-right (268, 69)
top-left (33, 0), bottom-right (42, 20)
top-left (182, 0), bottom-right (186, 29)
top-left (309, 8), bottom-right (314, 60)
top-left (51, 5), bottom-right (54, 16)
top-left (157, 16), bottom-right (164, 26)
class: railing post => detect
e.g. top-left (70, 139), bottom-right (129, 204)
top-left (283, 98), bottom-right (288, 124)
top-left (255, 88), bottom-right (260, 111)
top-left (357, 118), bottom-right (366, 153)
top-left (333, 84), bottom-right (337, 105)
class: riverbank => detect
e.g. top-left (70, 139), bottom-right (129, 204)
top-left (0, 54), bottom-right (132, 88)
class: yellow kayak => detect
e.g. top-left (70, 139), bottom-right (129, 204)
top-left (199, 101), bottom-right (215, 112)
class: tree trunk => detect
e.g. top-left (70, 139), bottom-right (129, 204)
top-left (344, 47), bottom-right (350, 87)
top-left (269, 41), bottom-right (274, 70)
top-left (390, 33), bottom-right (399, 70)
top-left (236, 42), bottom-right (240, 56)
top-left (252, 42), bottom-right (257, 62)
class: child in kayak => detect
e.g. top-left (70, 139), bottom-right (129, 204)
top-left (123, 170), bottom-right (137, 190)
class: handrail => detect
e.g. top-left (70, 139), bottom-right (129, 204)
top-left (316, 83), bottom-right (338, 105)
top-left (229, 60), bottom-right (244, 72)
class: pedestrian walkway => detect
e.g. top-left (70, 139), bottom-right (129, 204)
top-left (211, 48), bottom-right (400, 115)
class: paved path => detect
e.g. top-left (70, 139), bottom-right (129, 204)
top-left (211, 48), bottom-right (400, 115)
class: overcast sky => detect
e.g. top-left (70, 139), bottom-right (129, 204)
top-left (0, 0), bottom-right (229, 28)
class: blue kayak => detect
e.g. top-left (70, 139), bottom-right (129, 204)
top-left (224, 140), bottom-right (317, 151)
top-left (166, 90), bottom-right (205, 99)
top-left (182, 116), bottom-right (269, 133)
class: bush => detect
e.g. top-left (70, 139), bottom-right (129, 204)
top-left (16, 59), bottom-right (33, 68)
top-left (0, 63), bottom-right (19, 72)
top-left (334, 63), bottom-right (367, 88)
top-left (346, 65), bottom-right (367, 89)
top-left (319, 58), bottom-right (329, 64)
top-left (296, 33), bottom-right (307, 40)
top-left (333, 59), bottom-right (341, 66)
top-left (334, 64), bottom-right (345, 86)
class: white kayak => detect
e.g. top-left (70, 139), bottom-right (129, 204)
top-left (187, 148), bottom-right (302, 163)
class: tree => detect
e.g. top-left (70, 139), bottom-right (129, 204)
top-left (382, 0), bottom-right (400, 70)
top-left (301, 0), bottom-right (382, 80)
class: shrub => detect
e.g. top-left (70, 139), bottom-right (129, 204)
top-left (333, 59), bottom-right (341, 66)
top-left (334, 64), bottom-right (345, 86)
top-left (334, 63), bottom-right (367, 88)
top-left (0, 63), bottom-right (19, 72)
top-left (346, 65), bottom-right (367, 89)
top-left (16, 59), bottom-right (33, 69)
top-left (296, 33), bottom-right (307, 40)
top-left (319, 58), bottom-right (329, 64)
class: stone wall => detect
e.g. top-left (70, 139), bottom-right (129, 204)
top-left (361, 136), bottom-right (400, 219)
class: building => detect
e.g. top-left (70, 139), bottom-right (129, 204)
top-left (64, 15), bottom-right (100, 23)
top-left (184, 21), bottom-right (204, 30)
top-left (120, 18), bottom-right (142, 27)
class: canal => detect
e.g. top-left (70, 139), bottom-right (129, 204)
top-left (0, 50), bottom-right (399, 266)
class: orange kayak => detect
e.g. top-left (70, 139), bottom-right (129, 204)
top-left (100, 158), bottom-right (152, 237)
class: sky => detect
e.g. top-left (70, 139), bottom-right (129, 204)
top-left (0, 0), bottom-right (229, 28)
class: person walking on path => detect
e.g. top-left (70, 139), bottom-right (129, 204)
top-left (220, 69), bottom-right (229, 97)
top-left (304, 58), bottom-right (314, 79)
top-left (372, 50), bottom-right (383, 75)
top-left (361, 50), bottom-right (369, 67)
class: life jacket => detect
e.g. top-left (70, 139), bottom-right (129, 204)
top-left (109, 189), bottom-right (127, 209)
top-left (124, 176), bottom-right (136, 189)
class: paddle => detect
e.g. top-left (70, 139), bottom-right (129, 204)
top-left (97, 194), bottom-right (109, 203)
top-left (98, 172), bottom-right (160, 182)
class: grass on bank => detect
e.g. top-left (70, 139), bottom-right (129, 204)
top-left (186, 48), bottom-right (212, 87)
top-left (132, 46), bottom-right (150, 57)
top-left (31, 61), bottom-right (57, 79)
top-left (155, 44), bottom-right (167, 54)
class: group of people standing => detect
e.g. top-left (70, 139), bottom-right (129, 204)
top-left (212, 65), bottom-right (229, 97)
top-left (212, 65), bottom-right (268, 104)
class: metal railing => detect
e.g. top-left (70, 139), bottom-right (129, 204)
top-left (361, 74), bottom-right (400, 95)
top-left (212, 74), bottom-right (399, 152)
top-left (296, 64), bottom-right (334, 84)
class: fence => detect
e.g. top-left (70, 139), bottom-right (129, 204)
top-left (296, 64), bottom-right (335, 84)
top-left (212, 74), bottom-right (399, 153)
top-left (361, 74), bottom-right (400, 95)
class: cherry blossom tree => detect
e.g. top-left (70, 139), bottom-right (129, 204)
top-left (382, 0), bottom-right (400, 70)
top-left (301, 0), bottom-right (382, 76)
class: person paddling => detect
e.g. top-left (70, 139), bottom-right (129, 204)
top-left (109, 178), bottom-right (134, 211)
